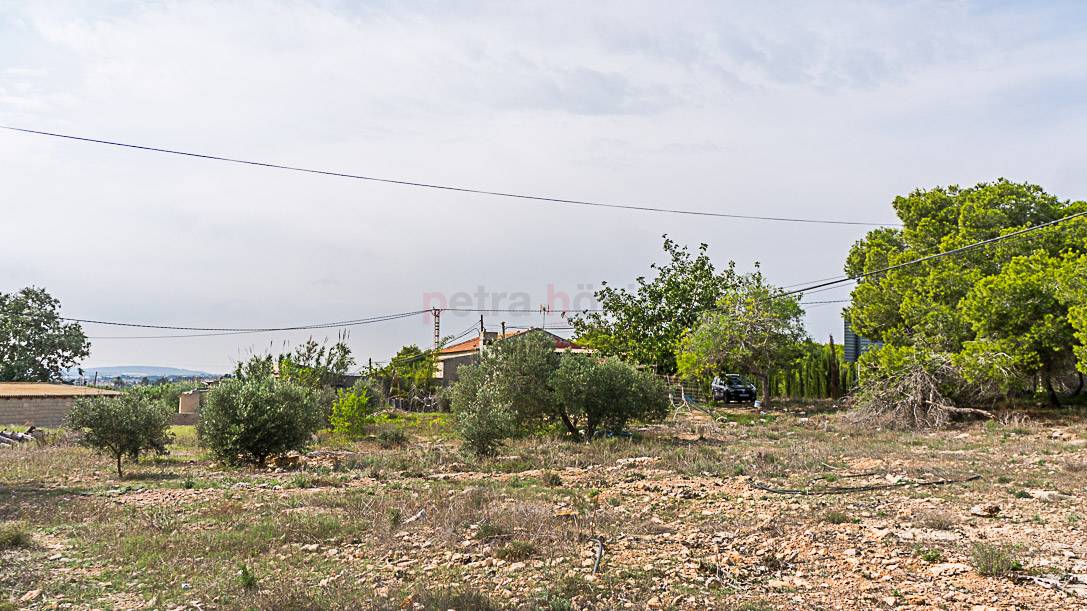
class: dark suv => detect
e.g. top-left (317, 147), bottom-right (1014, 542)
top-left (711, 374), bottom-right (756, 403)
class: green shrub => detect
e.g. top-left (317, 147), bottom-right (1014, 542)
top-left (377, 427), bottom-right (407, 449)
top-left (198, 376), bottom-right (321, 465)
top-left (495, 540), bottom-right (536, 561)
top-left (238, 564), bottom-right (258, 591)
top-left (449, 332), bottom-right (561, 433)
top-left (329, 384), bottom-right (375, 439)
top-left (971, 542), bottom-right (1021, 576)
top-left (551, 354), bottom-right (669, 439)
top-left (915, 547), bottom-right (943, 563)
top-left (67, 391), bottom-right (174, 477)
top-left (823, 510), bottom-right (852, 525)
top-left (452, 365), bottom-right (516, 457)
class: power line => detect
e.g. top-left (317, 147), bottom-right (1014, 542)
top-left (781, 210), bottom-right (1087, 298)
top-left (79, 308), bottom-right (570, 340)
top-left (67, 212), bottom-right (1087, 339)
top-left (441, 307), bottom-right (601, 314)
top-left (77, 310), bottom-right (426, 336)
top-left (0, 125), bottom-right (899, 227)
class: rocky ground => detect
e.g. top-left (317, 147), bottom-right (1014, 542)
top-left (2, 407), bottom-right (1086, 609)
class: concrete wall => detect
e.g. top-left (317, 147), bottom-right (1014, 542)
top-left (171, 412), bottom-right (198, 426)
top-left (438, 354), bottom-right (480, 387)
top-left (0, 397), bottom-right (77, 428)
top-left (178, 390), bottom-right (204, 415)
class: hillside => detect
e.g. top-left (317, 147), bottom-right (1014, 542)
top-left (69, 366), bottom-right (218, 379)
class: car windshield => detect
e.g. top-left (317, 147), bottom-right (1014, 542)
top-left (725, 375), bottom-right (747, 385)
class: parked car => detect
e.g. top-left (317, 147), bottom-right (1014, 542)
top-left (711, 374), bottom-right (757, 403)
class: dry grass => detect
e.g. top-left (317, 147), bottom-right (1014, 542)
top-left (1, 406), bottom-right (1085, 609)
top-left (0, 523), bottom-right (30, 550)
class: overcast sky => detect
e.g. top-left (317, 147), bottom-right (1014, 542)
top-left (2, 0), bottom-right (1086, 373)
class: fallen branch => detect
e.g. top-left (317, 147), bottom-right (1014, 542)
top-left (940, 404), bottom-right (995, 419)
top-left (591, 536), bottom-right (605, 575)
top-left (1011, 572), bottom-right (1086, 598)
top-left (751, 474), bottom-right (981, 496)
top-left (402, 508), bottom-right (426, 525)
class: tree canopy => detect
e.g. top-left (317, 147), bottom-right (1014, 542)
top-left (845, 179), bottom-right (1087, 403)
top-left (0, 287), bottom-right (90, 382)
top-left (676, 268), bottom-right (807, 402)
top-left (380, 344), bottom-right (437, 396)
top-left (572, 236), bottom-right (737, 373)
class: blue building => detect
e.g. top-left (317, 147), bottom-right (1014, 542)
top-left (843, 316), bottom-right (883, 362)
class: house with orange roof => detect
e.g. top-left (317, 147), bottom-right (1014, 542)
top-left (434, 328), bottom-right (590, 386)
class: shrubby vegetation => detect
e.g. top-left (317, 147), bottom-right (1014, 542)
top-left (198, 373), bottom-right (322, 465)
top-left (379, 344), bottom-right (438, 399)
top-left (847, 348), bottom-right (999, 430)
top-left (130, 380), bottom-right (201, 411)
top-left (234, 336), bottom-right (355, 421)
top-left (67, 389), bottom-right (174, 477)
top-left (552, 353), bottom-right (668, 439)
top-left (451, 364), bottom-right (516, 457)
top-left (329, 382), bottom-right (377, 439)
top-left (450, 331), bottom-right (668, 455)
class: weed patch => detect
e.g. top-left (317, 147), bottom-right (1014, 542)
top-left (0, 523), bottom-right (30, 550)
top-left (971, 542), bottom-right (1021, 576)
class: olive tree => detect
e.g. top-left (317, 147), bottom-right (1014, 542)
top-left (67, 390), bottom-right (174, 477)
top-left (198, 375), bottom-right (321, 465)
top-left (551, 354), bottom-right (669, 439)
top-left (450, 363), bottom-right (516, 457)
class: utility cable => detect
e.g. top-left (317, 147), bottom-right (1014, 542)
top-left (0, 125), bottom-right (900, 227)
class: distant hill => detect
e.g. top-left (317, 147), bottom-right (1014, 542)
top-left (68, 366), bottom-right (219, 379)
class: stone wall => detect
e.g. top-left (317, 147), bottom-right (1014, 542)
top-left (0, 397), bottom-right (77, 428)
top-left (170, 412), bottom-right (198, 426)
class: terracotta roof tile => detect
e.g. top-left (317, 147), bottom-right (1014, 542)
top-left (438, 329), bottom-right (581, 355)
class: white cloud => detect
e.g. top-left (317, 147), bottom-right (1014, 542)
top-left (1, 0), bottom-right (1085, 370)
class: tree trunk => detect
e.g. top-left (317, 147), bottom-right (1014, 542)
top-left (557, 409), bottom-right (580, 439)
top-left (760, 373), bottom-right (771, 405)
top-left (116, 454), bottom-right (124, 478)
top-left (1071, 372), bottom-right (1084, 398)
top-left (1044, 373), bottom-right (1061, 408)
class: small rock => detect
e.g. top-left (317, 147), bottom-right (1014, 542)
top-left (969, 504), bottom-right (1000, 517)
top-left (928, 562), bottom-right (970, 576)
